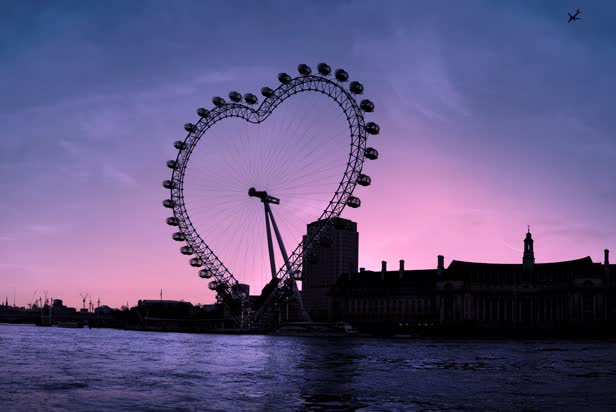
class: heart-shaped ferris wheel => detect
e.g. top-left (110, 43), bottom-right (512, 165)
top-left (162, 63), bottom-right (379, 323)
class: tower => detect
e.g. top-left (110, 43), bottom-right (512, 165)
top-left (604, 249), bottom-right (610, 288)
top-left (523, 226), bottom-right (535, 273)
top-left (437, 255), bottom-right (445, 276)
top-left (302, 217), bottom-right (358, 321)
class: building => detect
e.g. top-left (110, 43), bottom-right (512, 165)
top-left (331, 260), bottom-right (437, 326)
top-left (137, 299), bottom-right (194, 318)
top-left (302, 217), bottom-right (358, 321)
top-left (50, 299), bottom-right (77, 314)
top-left (330, 227), bottom-right (616, 335)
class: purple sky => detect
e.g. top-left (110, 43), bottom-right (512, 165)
top-left (1, 1), bottom-right (615, 309)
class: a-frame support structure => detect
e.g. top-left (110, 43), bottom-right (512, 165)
top-left (249, 187), bottom-right (311, 323)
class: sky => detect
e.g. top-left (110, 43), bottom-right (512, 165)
top-left (1, 0), bottom-right (615, 309)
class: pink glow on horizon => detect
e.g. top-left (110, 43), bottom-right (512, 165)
top-left (2, 127), bottom-right (611, 310)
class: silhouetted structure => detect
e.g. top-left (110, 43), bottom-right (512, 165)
top-left (138, 299), bottom-right (194, 318)
top-left (302, 217), bottom-right (358, 321)
top-left (51, 299), bottom-right (77, 314)
top-left (331, 260), bottom-right (437, 328)
top-left (329, 227), bottom-right (616, 336)
top-left (162, 63), bottom-right (379, 329)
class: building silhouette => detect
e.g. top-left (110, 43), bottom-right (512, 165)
top-left (302, 217), bottom-right (358, 321)
top-left (321, 224), bottom-right (616, 335)
top-left (523, 227), bottom-right (535, 273)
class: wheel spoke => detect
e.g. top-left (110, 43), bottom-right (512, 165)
top-left (163, 66), bottom-right (375, 327)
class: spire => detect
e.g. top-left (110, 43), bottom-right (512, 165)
top-left (523, 227), bottom-right (535, 273)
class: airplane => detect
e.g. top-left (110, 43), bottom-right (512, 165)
top-left (568, 9), bottom-right (581, 22)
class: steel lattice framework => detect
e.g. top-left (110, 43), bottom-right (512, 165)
top-left (162, 63), bottom-right (379, 327)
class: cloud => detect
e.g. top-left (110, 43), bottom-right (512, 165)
top-left (58, 138), bottom-right (82, 157)
top-left (352, 25), bottom-right (470, 125)
top-left (447, 208), bottom-right (495, 227)
top-left (26, 224), bottom-right (68, 235)
top-left (102, 163), bottom-right (137, 186)
top-left (194, 70), bottom-right (245, 85)
top-left (0, 224), bottom-right (68, 243)
top-left (502, 240), bottom-right (523, 253)
top-left (599, 190), bottom-right (616, 203)
top-left (580, 141), bottom-right (616, 158)
top-left (541, 224), bottom-right (608, 241)
top-left (0, 262), bottom-right (32, 270)
top-left (0, 262), bottom-right (35, 276)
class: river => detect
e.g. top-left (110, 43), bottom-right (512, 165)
top-left (1, 324), bottom-right (615, 411)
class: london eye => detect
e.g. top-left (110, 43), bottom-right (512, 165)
top-left (162, 63), bottom-right (379, 327)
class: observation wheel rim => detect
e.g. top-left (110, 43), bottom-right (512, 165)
top-left (167, 71), bottom-right (370, 301)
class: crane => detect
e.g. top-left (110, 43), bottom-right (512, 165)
top-left (80, 292), bottom-right (89, 311)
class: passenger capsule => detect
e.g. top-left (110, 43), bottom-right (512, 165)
top-left (349, 81), bottom-right (364, 94)
top-left (334, 69), bottom-right (349, 82)
top-left (196, 107), bottom-right (210, 118)
top-left (166, 160), bottom-right (177, 169)
top-left (357, 174), bottom-right (371, 186)
top-left (212, 96), bottom-right (226, 106)
top-left (208, 280), bottom-right (219, 290)
top-left (297, 64), bottom-right (311, 76)
top-left (228, 91), bottom-right (242, 102)
top-left (172, 232), bottom-right (186, 241)
top-left (346, 196), bottom-right (361, 208)
top-left (180, 246), bottom-right (194, 255)
top-left (162, 180), bottom-right (175, 189)
top-left (292, 270), bottom-right (303, 280)
top-left (365, 122), bottom-right (380, 135)
top-left (189, 258), bottom-right (203, 267)
top-left (244, 93), bottom-right (258, 105)
top-left (261, 87), bottom-right (274, 97)
top-left (364, 147), bottom-right (379, 160)
top-left (317, 63), bottom-right (331, 76)
top-left (278, 73), bottom-right (292, 84)
top-left (162, 199), bottom-right (175, 208)
top-left (199, 269), bottom-right (213, 278)
top-left (184, 123), bottom-right (195, 132)
top-left (360, 99), bottom-right (374, 112)
top-left (174, 141), bottom-right (186, 150)
top-left (166, 216), bottom-right (179, 226)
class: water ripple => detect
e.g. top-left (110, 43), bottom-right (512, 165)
top-left (1, 325), bottom-right (615, 411)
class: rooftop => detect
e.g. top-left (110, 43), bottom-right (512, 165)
top-left (447, 256), bottom-right (600, 274)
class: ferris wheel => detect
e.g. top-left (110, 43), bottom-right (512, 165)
top-left (162, 63), bottom-right (379, 325)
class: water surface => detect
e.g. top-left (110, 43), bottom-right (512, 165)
top-left (1, 324), bottom-right (615, 411)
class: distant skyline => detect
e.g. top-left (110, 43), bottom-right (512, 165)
top-left (1, 0), bottom-right (616, 309)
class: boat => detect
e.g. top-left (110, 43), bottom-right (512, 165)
top-left (271, 321), bottom-right (357, 337)
top-left (54, 321), bottom-right (85, 328)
